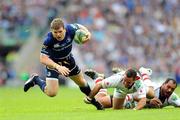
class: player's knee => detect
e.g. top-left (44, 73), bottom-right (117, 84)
top-left (46, 90), bottom-right (58, 97)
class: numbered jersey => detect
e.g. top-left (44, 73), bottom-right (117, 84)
top-left (101, 71), bottom-right (146, 99)
top-left (154, 86), bottom-right (180, 107)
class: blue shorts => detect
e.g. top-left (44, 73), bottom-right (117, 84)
top-left (46, 54), bottom-right (81, 79)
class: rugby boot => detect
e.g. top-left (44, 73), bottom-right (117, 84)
top-left (24, 73), bottom-right (38, 92)
top-left (139, 67), bottom-right (152, 76)
top-left (84, 69), bottom-right (105, 80)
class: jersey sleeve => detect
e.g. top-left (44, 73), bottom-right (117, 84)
top-left (101, 74), bottom-right (122, 88)
top-left (41, 35), bottom-right (53, 56)
top-left (132, 80), bottom-right (146, 99)
top-left (68, 23), bottom-right (87, 39)
top-left (168, 92), bottom-right (180, 107)
top-left (68, 24), bottom-right (80, 39)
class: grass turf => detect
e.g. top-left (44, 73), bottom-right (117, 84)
top-left (0, 86), bottom-right (180, 120)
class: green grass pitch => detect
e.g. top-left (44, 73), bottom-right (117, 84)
top-left (1, 86), bottom-right (180, 120)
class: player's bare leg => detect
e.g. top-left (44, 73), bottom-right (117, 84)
top-left (45, 79), bottom-right (59, 97)
top-left (24, 73), bottom-right (59, 97)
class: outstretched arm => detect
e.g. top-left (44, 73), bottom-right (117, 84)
top-left (88, 82), bottom-right (103, 99)
top-left (134, 97), bottom-right (147, 110)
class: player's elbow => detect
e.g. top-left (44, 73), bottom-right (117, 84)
top-left (40, 54), bottom-right (47, 64)
top-left (136, 97), bottom-right (147, 110)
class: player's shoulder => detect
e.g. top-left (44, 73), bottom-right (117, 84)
top-left (43, 32), bottom-right (54, 45)
top-left (44, 32), bottom-right (53, 39)
top-left (134, 80), bottom-right (144, 89)
top-left (65, 24), bottom-right (78, 35)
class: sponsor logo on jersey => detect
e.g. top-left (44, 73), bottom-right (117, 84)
top-left (54, 44), bottom-right (60, 48)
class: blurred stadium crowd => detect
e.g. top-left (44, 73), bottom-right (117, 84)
top-left (0, 0), bottom-right (180, 86)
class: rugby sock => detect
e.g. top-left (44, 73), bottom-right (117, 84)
top-left (34, 76), bottom-right (46, 92)
top-left (79, 83), bottom-right (91, 96)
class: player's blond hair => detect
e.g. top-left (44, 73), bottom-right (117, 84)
top-left (50, 18), bottom-right (64, 30)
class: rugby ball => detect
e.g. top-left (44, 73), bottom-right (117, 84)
top-left (74, 29), bottom-right (87, 44)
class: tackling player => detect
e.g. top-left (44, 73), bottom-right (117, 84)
top-left (88, 67), bottom-right (180, 109)
top-left (23, 18), bottom-right (103, 110)
top-left (84, 68), bottom-right (147, 110)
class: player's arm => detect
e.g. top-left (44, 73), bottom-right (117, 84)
top-left (134, 97), bottom-right (146, 110)
top-left (133, 81), bottom-right (147, 110)
top-left (71, 24), bottom-right (91, 43)
top-left (88, 82), bottom-right (103, 99)
top-left (40, 53), bottom-right (70, 76)
top-left (40, 42), bottom-right (70, 76)
top-left (146, 97), bottom-right (162, 108)
top-left (88, 74), bottom-right (120, 99)
top-left (76, 24), bottom-right (91, 42)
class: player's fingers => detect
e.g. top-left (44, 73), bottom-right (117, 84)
top-left (61, 70), bottom-right (69, 76)
top-left (151, 100), bottom-right (159, 106)
top-left (154, 99), bottom-right (162, 106)
top-left (157, 99), bottom-right (162, 104)
top-left (63, 67), bottom-right (70, 71)
top-left (62, 69), bottom-right (70, 76)
top-left (58, 68), bottom-right (69, 76)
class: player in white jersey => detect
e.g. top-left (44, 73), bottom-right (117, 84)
top-left (146, 78), bottom-right (180, 108)
top-left (84, 69), bottom-right (147, 110)
top-left (112, 67), bottom-right (155, 99)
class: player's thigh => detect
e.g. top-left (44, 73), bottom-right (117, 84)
top-left (45, 66), bottom-right (60, 92)
top-left (96, 95), bottom-right (112, 108)
top-left (113, 97), bottom-right (125, 109)
top-left (113, 89), bottom-right (126, 109)
top-left (46, 78), bottom-right (59, 93)
top-left (69, 71), bottom-right (86, 86)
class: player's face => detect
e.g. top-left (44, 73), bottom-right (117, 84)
top-left (51, 27), bottom-right (66, 41)
top-left (123, 75), bottom-right (135, 88)
top-left (161, 81), bottom-right (176, 98)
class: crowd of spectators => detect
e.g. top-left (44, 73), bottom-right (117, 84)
top-left (65, 0), bottom-right (180, 82)
top-left (0, 0), bottom-right (180, 85)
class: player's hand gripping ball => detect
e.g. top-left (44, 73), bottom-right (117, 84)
top-left (74, 29), bottom-right (89, 44)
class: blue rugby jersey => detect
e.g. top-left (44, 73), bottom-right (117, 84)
top-left (41, 24), bottom-right (80, 59)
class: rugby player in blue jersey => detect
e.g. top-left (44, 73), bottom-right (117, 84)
top-left (23, 18), bottom-right (103, 110)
